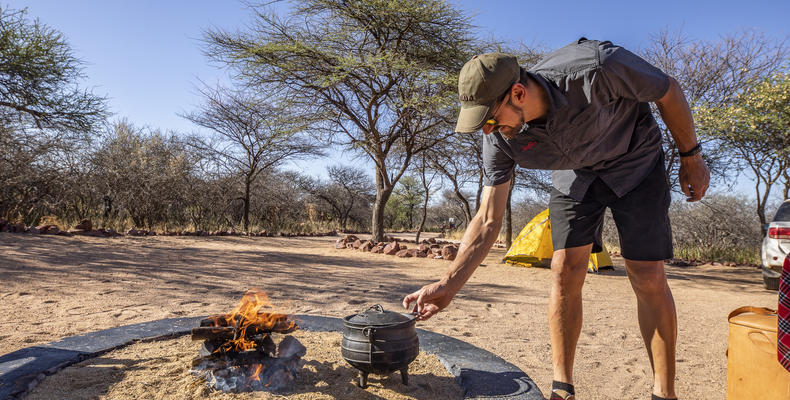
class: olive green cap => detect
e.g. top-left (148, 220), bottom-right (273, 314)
top-left (455, 52), bottom-right (520, 133)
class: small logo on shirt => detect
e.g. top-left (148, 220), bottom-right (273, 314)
top-left (521, 141), bottom-right (537, 152)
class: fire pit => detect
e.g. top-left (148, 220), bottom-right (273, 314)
top-left (189, 289), bottom-right (306, 392)
top-left (25, 330), bottom-right (462, 399)
top-left (2, 313), bottom-right (543, 399)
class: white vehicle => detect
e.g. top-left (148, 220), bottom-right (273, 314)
top-left (762, 200), bottom-right (790, 290)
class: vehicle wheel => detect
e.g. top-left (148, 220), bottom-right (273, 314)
top-left (763, 274), bottom-right (780, 290)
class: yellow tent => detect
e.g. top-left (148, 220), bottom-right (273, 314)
top-left (503, 209), bottom-right (614, 273)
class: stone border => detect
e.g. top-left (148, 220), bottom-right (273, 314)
top-left (0, 315), bottom-right (543, 399)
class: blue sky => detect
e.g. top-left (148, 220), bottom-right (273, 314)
top-left (7, 0), bottom-right (790, 197)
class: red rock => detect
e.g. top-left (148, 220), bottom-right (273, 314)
top-left (441, 244), bottom-right (458, 261)
top-left (27, 226), bottom-right (40, 234)
top-left (416, 251), bottom-right (428, 258)
top-left (35, 224), bottom-right (54, 234)
top-left (352, 239), bottom-right (363, 249)
top-left (370, 244), bottom-right (384, 254)
top-left (427, 238), bottom-right (436, 244)
top-left (334, 238), bottom-right (347, 249)
top-left (419, 244), bottom-right (429, 253)
top-left (395, 249), bottom-right (413, 257)
top-left (343, 234), bottom-right (359, 242)
top-left (360, 241), bottom-right (374, 252)
top-left (383, 241), bottom-right (400, 255)
top-left (75, 219), bottom-right (92, 231)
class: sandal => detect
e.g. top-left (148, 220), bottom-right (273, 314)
top-left (549, 389), bottom-right (575, 399)
top-left (549, 381), bottom-right (575, 400)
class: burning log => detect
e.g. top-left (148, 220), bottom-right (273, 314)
top-left (191, 322), bottom-right (296, 341)
top-left (199, 312), bottom-right (290, 328)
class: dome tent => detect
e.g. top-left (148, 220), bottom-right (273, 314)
top-left (503, 209), bottom-right (614, 273)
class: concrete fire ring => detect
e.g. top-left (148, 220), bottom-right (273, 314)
top-left (0, 315), bottom-right (543, 399)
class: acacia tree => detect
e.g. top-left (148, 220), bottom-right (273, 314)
top-left (0, 6), bottom-right (106, 133)
top-left (202, 0), bottom-right (470, 241)
top-left (183, 85), bottom-right (321, 232)
top-left (92, 120), bottom-right (193, 229)
top-left (0, 6), bottom-right (107, 222)
top-left (300, 165), bottom-right (374, 231)
top-left (640, 29), bottom-right (788, 190)
top-left (425, 134), bottom-right (478, 226)
top-left (389, 175), bottom-right (425, 230)
top-left (696, 72), bottom-right (790, 232)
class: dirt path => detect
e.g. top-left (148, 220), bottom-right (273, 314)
top-left (0, 233), bottom-right (778, 399)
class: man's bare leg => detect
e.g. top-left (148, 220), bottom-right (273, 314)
top-left (624, 259), bottom-right (677, 399)
top-left (549, 244), bottom-right (593, 386)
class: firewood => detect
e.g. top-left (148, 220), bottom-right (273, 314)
top-left (199, 313), bottom-right (289, 327)
top-left (191, 322), bottom-right (296, 341)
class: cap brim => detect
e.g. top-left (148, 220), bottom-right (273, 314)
top-left (454, 102), bottom-right (491, 133)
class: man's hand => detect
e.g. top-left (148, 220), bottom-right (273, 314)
top-left (678, 153), bottom-right (709, 202)
top-left (402, 280), bottom-right (457, 321)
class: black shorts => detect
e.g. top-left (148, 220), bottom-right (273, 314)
top-left (548, 155), bottom-right (673, 261)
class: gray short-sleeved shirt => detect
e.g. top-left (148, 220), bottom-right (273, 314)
top-left (481, 39), bottom-right (670, 201)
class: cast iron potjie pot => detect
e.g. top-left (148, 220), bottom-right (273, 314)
top-left (341, 304), bottom-right (419, 388)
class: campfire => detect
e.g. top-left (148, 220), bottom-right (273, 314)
top-left (189, 289), bottom-right (305, 393)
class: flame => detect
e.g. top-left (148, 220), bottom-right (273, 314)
top-left (249, 363), bottom-right (263, 382)
top-left (218, 288), bottom-right (295, 353)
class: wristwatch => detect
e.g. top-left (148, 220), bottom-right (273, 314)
top-left (679, 143), bottom-right (701, 157)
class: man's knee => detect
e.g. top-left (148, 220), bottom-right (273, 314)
top-left (626, 260), bottom-right (670, 297)
top-left (551, 246), bottom-right (591, 291)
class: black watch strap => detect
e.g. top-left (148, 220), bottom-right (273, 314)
top-left (679, 143), bottom-right (701, 157)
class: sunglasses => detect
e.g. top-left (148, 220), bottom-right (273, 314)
top-left (484, 90), bottom-right (512, 128)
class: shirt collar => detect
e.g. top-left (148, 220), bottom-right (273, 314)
top-left (524, 70), bottom-right (568, 112)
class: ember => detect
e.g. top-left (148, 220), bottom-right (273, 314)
top-left (189, 289), bottom-right (305, 392)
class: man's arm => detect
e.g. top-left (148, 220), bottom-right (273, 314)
top-left (655, 76), bottom-right (710, 202)
top-left (403, 179), bottom-right (511, 319)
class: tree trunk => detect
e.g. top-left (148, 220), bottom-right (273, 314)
top-left (416, 168), bottom-right (430, 244)
top-left (371, 167), bottom-right (394, 242)
top-left (475, 174), bottom-right (484, 213)
top-left (371, 189), bottom-right (394, 242)
top-left (454, 189), bottom-right (473, 227)
top-left (243, 176), bottom-right (252, 233)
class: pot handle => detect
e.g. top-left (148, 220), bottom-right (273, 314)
top-left (362, 327), bottom-right (376, 342)
top-left (362, 326), bottom-right (375, 362)
top-left (365, 304), bottom-right (385, 313)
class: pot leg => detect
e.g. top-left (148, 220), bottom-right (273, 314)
top-left (358, 371), bottom-right (368, 388)
top-left (400, 367), bottom-right (409, 385)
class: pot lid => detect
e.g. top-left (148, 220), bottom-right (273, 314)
top-left (347, 304), bottom-right (415, 326)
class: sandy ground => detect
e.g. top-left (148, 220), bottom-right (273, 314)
top-left (0, 232), bottom-right (779, 399)
top-left (26, 330), bottom-right (461, 400)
